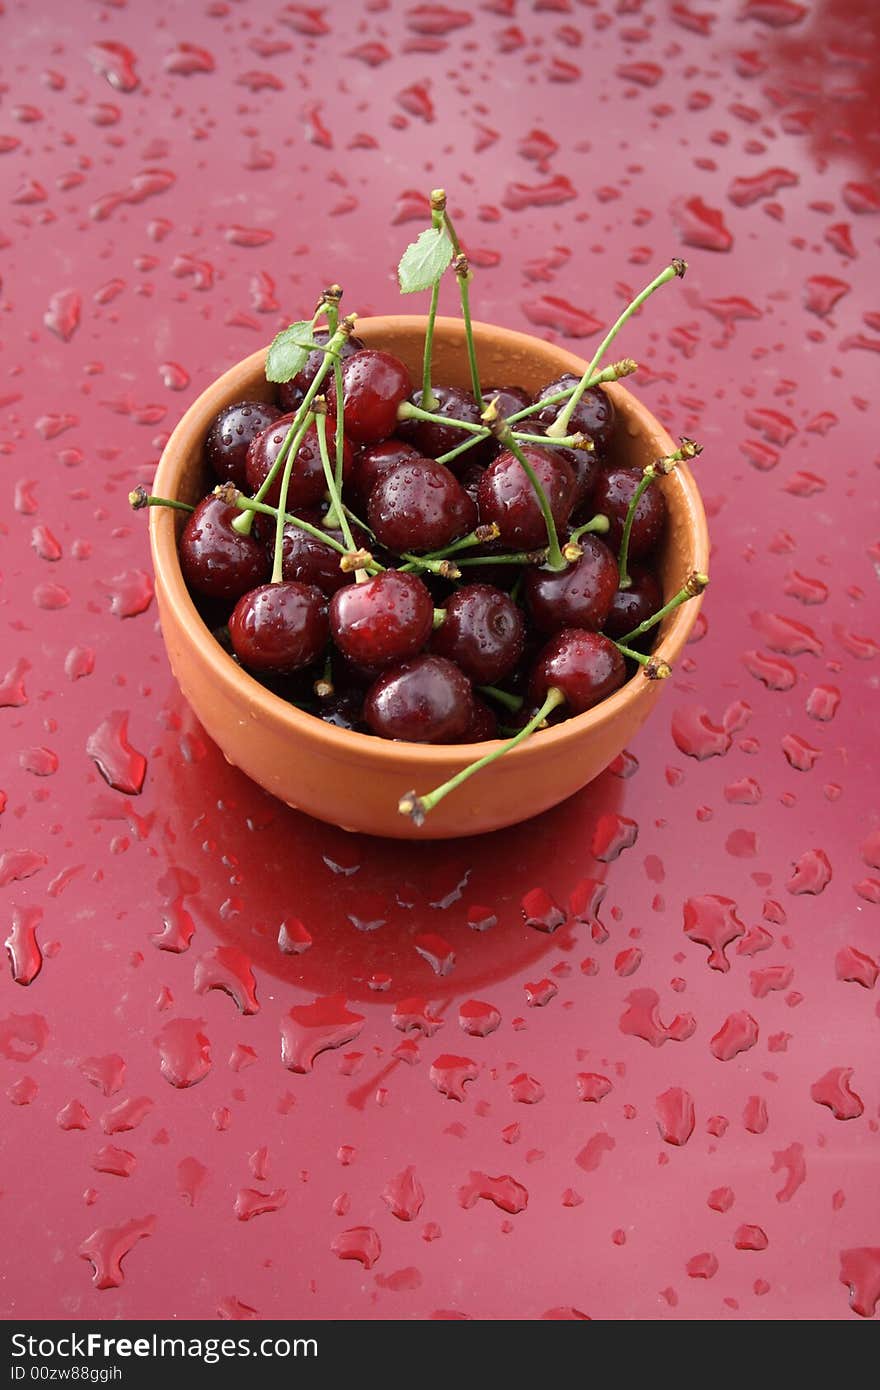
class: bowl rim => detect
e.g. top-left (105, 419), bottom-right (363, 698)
top-left (151, 314), bottom-right (709, 771)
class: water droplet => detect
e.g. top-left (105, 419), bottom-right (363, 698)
top-left (521, 887), bottom-right (565, 933)
top-left (234, 1187), bottom-right (288, 1221)
top-left (683, 895), bottom-right (745, 971)
top-left (839, 1248), bottom-right (880, 1318)
top-left (177, 1157), bottom-right (209, 1206)
top-left (686, 1251), bottom-right (719, 1279)
top-left (91, 1145), bottom-right (137, 1179)
top-left (79, 1216), bottom-right (156, 1290)
top-left (382, 1166), bottom-right (425, 1221)
top-left (87, 713), bottom-right (147, 795)
top-left (154, 1018), bottom-right (212, 1088)
top-left (331, 1227), bottom-right (381, 1268)
top-left (835, 947), bottom-right (878, 989)
top-left (458, 1000), bottom-right (501, 1037)
top-left (671, 196), bottom-right (733, 252)
top-left (194, 947), bottom-right (259, 1014)
top-left (811, 1067), bottom-right (864, 1120)
top-left (458, 1171), bottom-right (528, 1214)
top-left (5, 906), bottom-right (43, 985)
top-left (734, 1224), bottom-right (769, 1252)
top-left (280, 997), bottom-right (365, 1073)
top-left (772, 1142), bottom-right (806, 1203)
top-left (80, 1054), bottom-right (126, 1097)
top-left (710, 1011), bottom-right (759, 1061)
top-left (656, 1087), bottom-right (695, 1146)
top-left (429, 1055), bottom-right (478, 1102)
top-left (620, 989), bottom-right (695, 1046)
top-left (575, 1133), bottom-right (616, 1172)
top-left (786, 848), bottom-right (832, 895)
top-left (509, 1073), bottom-right (544, 1105)
top-left (743, 1096), bottom-right (769, 1133)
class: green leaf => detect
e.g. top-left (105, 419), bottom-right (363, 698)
top-left (265, 320), bottom-right (316, 383)
top-left (397, 226), bottom-right (453, 294)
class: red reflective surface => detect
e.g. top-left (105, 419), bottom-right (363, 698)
top-left (2, 0), bottom-right (879, 1321)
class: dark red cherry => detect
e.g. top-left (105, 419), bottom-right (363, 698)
top-left (524, 536), bottom-right (619, 634)
top-left (279, 518), bottom-right (368, 596)
top-left (367, 458), bottom-right (477, 553)
top-left (456, 696), bottom-right (499, 742)
top-left (533, 375), bottom-right (616, 451)
top-left (592, 466), bottom-right (666, 559)
top-left (477, 444), bottom-right (576, 549)
top-left (325, 349), bottom-right (413, 444)
top-left (458, 460), bottom-right (486, 508)
top-left (318, 689), bottom-right (366, 731)
top-left (228, 581), bottom-right (328, 674)
top-left (398, 385), bottom-right (493, 467)
top-left (364, 655), bottom-right (474, 744)
top-left (431, 583), bottom-right (525, 684)
top-left (602, 565), bottom-right (663, 641)
top-left (529, 427), bottom-right (599, 513)
top-left (483, 385), bottom-right (531, 419)
top-left (329, 570), bottom-right (434, 669)
top-left (204, 400), bottom-right (282, 489)
top-left (353, 438), bottom-right (419, 504)
top-left (245, 416), bottom-right (353, 510)
top-left (529, 629), bottom-right (627, 714)
top-left (179, 495), bottom-right (269, 601)
top-left (277, 329), bottom-right (366, 412)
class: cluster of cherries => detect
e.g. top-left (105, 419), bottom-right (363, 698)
top-left (136, 257), bottom-right (705, 821)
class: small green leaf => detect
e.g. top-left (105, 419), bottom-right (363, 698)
top-left (265, 320), bottom-right (316, 383)
top-left (397, 226), bottom-right (453, 294)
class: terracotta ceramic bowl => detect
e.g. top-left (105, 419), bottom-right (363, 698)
top-left (151, 316), bottom-right (708, 839)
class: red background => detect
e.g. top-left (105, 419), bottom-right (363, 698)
top-left (1, 0), bottom-right (878, 1320)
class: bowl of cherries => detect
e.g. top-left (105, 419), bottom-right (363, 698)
top-left (138, 192), bottom-right (708, 838)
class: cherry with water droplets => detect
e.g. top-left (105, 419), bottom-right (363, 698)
top-left (277, 328), bottom-right (366, 412)
top-left (431, 583), bottom-right (525, 684)
top-left (529, 629), bottom-right (627, 713)
top-left (353, 438), bottom-right (419, 504)
top-left (326, 349), bottom-right (413, 444)
top-left (398, 385), bottom-right (492, 466)
top-left (367, 458), bottom-right (476, 553)
top-left (364, 656), bottom-right (474, 743)
top-left (477, 444), bottom-right (576, 549)
top-left (179, 495), bottom-right (269, 601)
top-left (602, 565), bottom-right (662, 641)
top-left (524, 537), bottom-right (619, 634)
top-left (278, 515), bottom-right (368, 596)
top-left (228, 582), bottom-right (329, 673)
top-left (204, 400), bottom-right (282, 489)
top-left (245, 417), bottom-right (353, 509)
top-left (533, 375), bottom-right (616, 451)
top-left (330, 570), bottom-right (434, 669)
top-left (592, 466), bottom-right (666, 558)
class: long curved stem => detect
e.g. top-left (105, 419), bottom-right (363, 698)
top-left (501, 432), bottom-right (566, 572)
top-left (270, 413), bottom-right (315, 583)
top-left (546, 263), bottom-right (684, 439)
top-left (399, 687), bottom-right (565, 824)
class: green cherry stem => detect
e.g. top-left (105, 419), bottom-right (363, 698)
top-left (419, 192), bottom-right (448, 413)
top-left (569, 513), bottom-right (610, 542)
top-left (433, 359), bottom-right (638, 469)
top-left (398, 523), bottom-right (500, 570)
top-left (399, 687), bottom-right (565, 825)
top-left (396, 400), bottom-right (486, 435)
top-left (221, 490), bottom-right (383, 571)
top-left (477, 685), bottom-right (524, 713)
top-left (546, 261), bottom-right (686, 439)
top-left (315, 410), bottom-right (356, 552)
top-left (495, 426), bottom-right (565, 571)
top-left (438, 196), bottom-right (482, 410)
top-left (618, 437), bottom-right (702, 589)
top-left (233, 316), bottom-right (355, 536)
top-left (512, 431), bottom-right (594, 452)
top-left (618, 572), bottom-right (709, 645)
top-left (455, 549), bottom-right (547, 568)
top-left (270, 411), bottom-right (316, 583)
top-left (129, 487), bottom-right (193, 513)
top-left (613, 644), bottom-right (673, 680)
